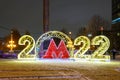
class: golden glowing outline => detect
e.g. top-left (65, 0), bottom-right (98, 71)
top-left (74, 36), bottom-right (90, 58)
top-left (35, 31), bottom-right (72, 58)
top-left (18, 35), bottom-right (35, 59)
top-left (91, 35), bottom-right (110, 60)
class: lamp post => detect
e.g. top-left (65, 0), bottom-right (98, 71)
top-left (67, 40), bottom-right (74, 58)
top-left (68, 32), bottom-right (72, 38)
top-left (7, 31), bottom-right (16, 53)
top-left (100, 26), bottom-right (103, 35)
top-left (67, 31), bottom-right (74, 57)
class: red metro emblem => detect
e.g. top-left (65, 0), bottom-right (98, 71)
top-left (43, 39), bottom-right (70, 58)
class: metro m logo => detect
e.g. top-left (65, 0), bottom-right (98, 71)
top-left (43, 39), bottom-right (70, 58)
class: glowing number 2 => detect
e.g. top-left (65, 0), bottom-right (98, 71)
top-left (18, 35), bottom-right (35, 59)
top-left (91, 35), bottom-right (110, 59)
top-left (74, 36), bottom-right (90, 58)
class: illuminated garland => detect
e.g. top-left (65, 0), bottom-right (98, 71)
top-left (18, 35), bottom-right (35, 59)
top-left (35, 31), bottom-right (72, 58)
top-left (91, 35), bottom-right (110, 59)
top-left (17, 31), bottom-right (111, 61)
top-left (74, 36), bottom-right (90, 58)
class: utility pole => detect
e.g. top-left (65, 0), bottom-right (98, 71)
top-left (100, 26), bottom-right (103, 35)
top-left (43, 0), bottom-right (49, 33)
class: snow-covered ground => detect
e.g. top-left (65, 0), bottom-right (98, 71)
top-left (0, 59), bottom-right (120, 80)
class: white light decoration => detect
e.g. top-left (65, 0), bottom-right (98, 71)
top-left (91, 35), bottom-right (110, 61)
top-left (18, 35), bottom-right (35, 59)
top-left (35, 31), bottom-right (72, 58)
top-left (74, 36), bottom-right (90, 58)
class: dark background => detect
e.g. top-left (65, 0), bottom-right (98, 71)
top-left (0, 0), bottom-right (111, 40)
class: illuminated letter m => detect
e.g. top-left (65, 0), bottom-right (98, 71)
top-left (43, 39), bottom-right (70, 58)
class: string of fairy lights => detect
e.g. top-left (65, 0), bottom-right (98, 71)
top-left (17, 31), bottom-right (110, 61)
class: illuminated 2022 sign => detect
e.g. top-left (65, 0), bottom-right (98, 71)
top-left (18, 31), bottom-right (110, 61)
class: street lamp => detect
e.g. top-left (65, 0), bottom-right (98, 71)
top-left (7, 31), bottom-right (16, 53)
top-left (117, 32), bottom-right (120, 36)
top-left (68, 31), bottom-right (72, 38)
top-left (100, 26), bottom-right (104, 35)
top-left (88, 33), bottom-right (92, 37)
top-left (67, 41), bottom-right (74, 58)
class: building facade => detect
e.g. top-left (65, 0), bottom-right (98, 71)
top-left (112, 0), bottom-right (120, 50)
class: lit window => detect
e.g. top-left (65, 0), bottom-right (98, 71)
top-left (117, 3), bottom-right (120, 9)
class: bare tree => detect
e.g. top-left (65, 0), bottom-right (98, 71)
top-left (86, 15), bottom-right (110, 36)
top-left (60, 27), bottom-right (68, 35)
top-left (3, 28), bottom-right (21, 52)
top-left (25, 30), bottom-right (31, 35)
top-left (76, 26), bottom-right (87, 37)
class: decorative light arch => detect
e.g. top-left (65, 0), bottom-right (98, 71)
top-left (35, 31), bottom-right (72, 58)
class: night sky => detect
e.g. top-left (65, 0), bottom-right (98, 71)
top-left (0, 0), bottom-right (111, 40)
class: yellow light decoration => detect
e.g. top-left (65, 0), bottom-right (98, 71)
top-left (7, 31), bottom-right (16, 52)
top-left (7, 40), bottom-right (16, 52)
top-left (91, 35), bottom-right (110, 60)
top-left (35, 31), bottom-right (72, 58)
top-left (18, 35), bottom-right (35, 59)
top-left (74, 36), bottom-right (90, 58)
top-left (17, 31), bottom-right (111, 62)
top-left (67, 41), bottom-right (74, 57)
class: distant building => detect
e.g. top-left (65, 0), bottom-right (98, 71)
top-left (112, 0), bottom-right (120, 50)
top-left (112, 0), bottom-right (120, 29)
top-left (112, 0), bottom-right (120, 21)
